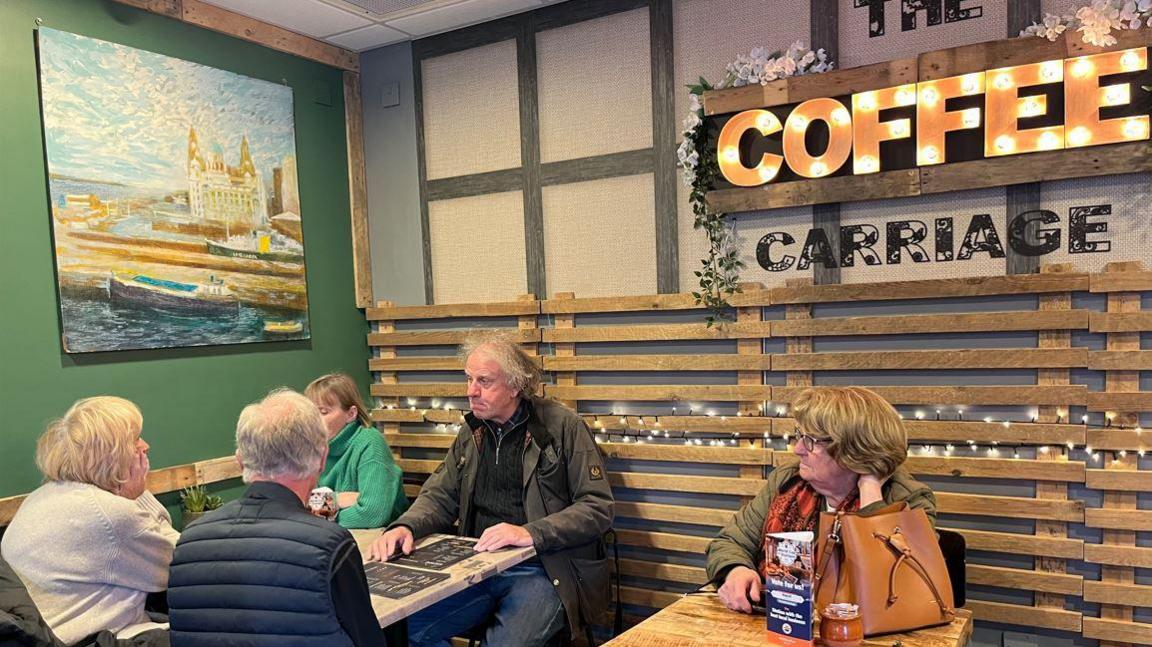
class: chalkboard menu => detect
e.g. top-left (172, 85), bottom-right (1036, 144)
top-left (363, 562), bottom-right (450, 599)
top-left (391, 537), bottom-right (478, 571)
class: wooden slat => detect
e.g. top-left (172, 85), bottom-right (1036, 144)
top-left (1091, 270), bottom-right (1152, 293)
top-left (1083, 581), bottom-right (1152, 607)
top-left (0, 496), bottom-right (26, 527)
top-left (368, 329), bottom-right (540, 346)
top-left (195, 456), bottom-right (241, 484)
top-left (703, 58), bottom-right (917, 114)
top-left (1086, 469), bottom-right (1152, 492)
top-left (370, 384), bottom-right (467, 398)
top-left (614, 529), bottom-right (711, 554)
top-left (616, 585), bottom-right (683, 610)
top-left (771, 273), bottom-right (1089, 304)
top-left (384, 432), bottom-right (455, 449)
top-left (770, 310), bottom-right (1088, 336)
top-left (1088, 429), bottom-right (1149, 451)
top-left (599, 442), bottom-right (770, 465)
top-left (707, 168), bottom-right (921, 213)
top-left (146, 464), bottom-right (197, 494)
top-left (366, 301), bottom-right (539, 320)
top-left (772, 348), bottom-right (1086, 370)
top-left (593, 415), bottom-right (770, 434)
top-left (607, 472), bottom-right (763, 497)
top-left (113, 0), bottom-right (183, 18)
top-left (344, 71), bottom-right (373, 307)
top-left (774, 452), bottom-right (1084, 482)
top-left (542, 321), bottom-right (771, 342)
top-left (918, 28), bottom-right (1068, 79)
top-left (396, 458), bottom-right (442, 475)
top-left (773, 417), bottom-right (1085, 446)
top-left (920, 142), bottom-right (1152, 195)
top-left (967, 564), bottom-right (1082, 595)
top-left (1087, 392), bottom-right (1152, 411)
top-left (545, 385), bottom-right (771, 402)
top-left (616, 558), bottom-right (706, 586)
top-left (965, 600), bottom-right (1081, 632)
top-left (1084, 544), bottom-right (1152, 569)
top-left (946, 527), bottom-right (1083, 559)
top-left (542, 354), bottom-right (773, 371)
top-left (541, 293), bottom-right (703, 314)
top-left (180, 0), bottom-right (358, 71)
top-left (614, 501), bottom-right (735, 527)
top-left (1089, 350), bottom-right (1152, 370)
top-left (774, 385), bottom-right (1086, 405)
top-left (372, 409), bottom-right (452, 423)
top-left (1083, 618), bottom-right (1152, 644)
top-left (1084, 508), bottom-right (1152, 532)
top-left (935, 492), bottom-right (1083, 521)
top-left (1090, 311), bottom-right (1152, 332)
top-left (370, 357), bottom-right (463, 371)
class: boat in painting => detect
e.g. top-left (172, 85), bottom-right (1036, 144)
top-left (262, 318), bottom-right (304, 334)
top-left (205, 231), bottom-right (304, 264)
top-left (108, 272), bottom-right (239, 314)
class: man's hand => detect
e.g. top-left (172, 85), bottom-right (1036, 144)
top-left (368, 526), bottom-right (414, 562)
top-left (474, 523), bottom-right (533, 552)
top-left (717, 566), bottom-right (761, 613)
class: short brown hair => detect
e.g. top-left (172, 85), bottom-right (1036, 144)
top-left (36, 396), bottom-right (143, 493)
top-left (791, 386), bottom-right (908, 477)
top-left (305, 373), bottom-right (371, 427)
top-left (459, 331), bottom-right (541, 398)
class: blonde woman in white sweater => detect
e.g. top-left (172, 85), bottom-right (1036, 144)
top-left (1, 396), bottom-right (178, 644)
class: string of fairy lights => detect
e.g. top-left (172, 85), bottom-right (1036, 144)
top-left (380, 399), bottom-right (1147, 464)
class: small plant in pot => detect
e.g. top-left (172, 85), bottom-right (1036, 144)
top-left (180, 485), bottom-right (223, 529)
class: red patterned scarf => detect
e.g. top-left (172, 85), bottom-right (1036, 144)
top-left (764, 477), bottom-right (861, 535)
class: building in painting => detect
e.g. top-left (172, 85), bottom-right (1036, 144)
top-left (186, 127), bottom-right (267, 234)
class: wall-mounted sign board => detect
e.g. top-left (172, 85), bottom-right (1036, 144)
top-left (703, 29), bottom-right (1152, 213)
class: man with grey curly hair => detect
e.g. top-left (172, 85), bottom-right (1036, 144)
top-left (168, 389), bottom-right (386, 647)
top-left (370, 332), bottom-right (614, 647)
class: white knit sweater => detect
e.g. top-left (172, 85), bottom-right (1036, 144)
top-left (1, 481), bottom-right (179, 644)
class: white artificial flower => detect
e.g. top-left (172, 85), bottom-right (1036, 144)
top-left (682, 111), bottom-right (702, 132)
top-left (687, 93), bottom-right (701, 113)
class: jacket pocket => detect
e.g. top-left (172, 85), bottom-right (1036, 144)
top-left (568, 555), bottom-right (610, 626)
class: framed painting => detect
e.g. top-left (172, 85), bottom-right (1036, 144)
top-left (37, 28), bottom-right (310, 352)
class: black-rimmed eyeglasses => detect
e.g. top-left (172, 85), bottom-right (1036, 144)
top-left (794, 427), bottom-right (831, 452)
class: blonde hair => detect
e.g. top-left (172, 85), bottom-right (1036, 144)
top-left (790, 386), bottom-right (908, 477)
top-left (236, 389), bottom-right (327, 482)
top-left (305, 373), bottom-right (371, 427)
top-left (36, 396), bottom-right (143, 493)
top-left (459, 331), bottom-right (541, 398)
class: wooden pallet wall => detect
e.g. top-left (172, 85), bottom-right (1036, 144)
top-left (366, 266), bottom-right (1152, 644)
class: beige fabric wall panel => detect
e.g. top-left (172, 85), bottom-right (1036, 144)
top-left (672, 0), bottom-right (810, 119)
top-left (672, 0), bottom-right (810, 289)
top-left (838, 187), bottom-right (1007, 283)
top-left (1037, 173), bottom-right (1152, 273)
top-left (543, 174), bottom-right (657, 297)
top-left (536, 8), bottom-right (653, 163)
top-left (838, 0), bottom-right (1006, 69)
top-left (422, 40), bottom-right (521, 180)
top-left (429, 191), bottom-right (527, 303)
top-left (1040, 0), bottom-right (1082, 20)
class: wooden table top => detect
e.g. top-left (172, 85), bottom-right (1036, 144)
top-left (351, 530), bottom-right (536, 627)
top-left (603, 594), bottom-right (973, 647)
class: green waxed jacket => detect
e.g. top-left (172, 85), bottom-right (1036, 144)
top-left (704, 464), bottom-right (937, 585)
top-left (389, 396), bottom-right (614, 639)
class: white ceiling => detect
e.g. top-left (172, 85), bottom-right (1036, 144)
top-left (200, 0), bottom-right (565, 53)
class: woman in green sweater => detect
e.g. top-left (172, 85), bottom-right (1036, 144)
top-left (305, 373), bottom-right (409, 528)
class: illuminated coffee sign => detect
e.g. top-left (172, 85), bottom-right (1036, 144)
top-left (717, 48), bottom-right (1150, 187)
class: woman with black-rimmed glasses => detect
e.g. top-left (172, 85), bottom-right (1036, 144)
top-left (704, 386), bottom-right (937, 614)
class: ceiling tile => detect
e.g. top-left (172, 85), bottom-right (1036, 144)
top-left (326, 24), bottom-right (411, 50)
top-left (199, 0), bottom-right (373, 38)
top-left (385, 0), bottom-right (542, 37)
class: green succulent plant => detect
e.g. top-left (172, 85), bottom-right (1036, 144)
top-left (180, 485), bottom-right (224, 513)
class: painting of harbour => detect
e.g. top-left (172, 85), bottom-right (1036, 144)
top-left (38, 29), bottom-right (310, 352)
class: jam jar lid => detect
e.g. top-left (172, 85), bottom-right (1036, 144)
top-left (823, 603), bottom-right (860, 619)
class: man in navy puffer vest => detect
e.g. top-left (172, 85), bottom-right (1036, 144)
top-left (167, 389), bottom-right (386, 647)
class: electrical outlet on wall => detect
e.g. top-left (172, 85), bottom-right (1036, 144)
top-left (381, 81), bottom-right (400, 108)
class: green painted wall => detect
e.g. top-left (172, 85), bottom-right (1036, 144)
top-left (0, 0), bottom-right (369, 497)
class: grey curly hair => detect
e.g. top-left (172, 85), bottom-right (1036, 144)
top-left (459, 331), bottom-right (541, 398)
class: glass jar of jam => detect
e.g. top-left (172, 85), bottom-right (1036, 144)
top-left (820, 603), bottom-right (863, 647)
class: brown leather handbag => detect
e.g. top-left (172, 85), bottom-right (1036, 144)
top-left (814, 502), bottom-right (955, 636)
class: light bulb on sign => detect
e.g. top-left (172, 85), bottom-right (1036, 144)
top-left (1071, 58), bottom-right (1094, 78)
top-left (831, 108), bottom-right (851, 125)
top-left (1123, 118), bottom-right (1148, 140)
top-left (894, 85), bottom-right (916, 106)
top-left (858, 155), bottom-right (879, 173)
top-left (1040, 60), bottom-right (1062, 82)
top-left (888, 119), bottom-right (910, 138)
top-left (1102, 84), bottom-right (1130, 107)
top-left (1068, 126), bottom-right (1091, 147)
top-left (856, 92), bottom-right (877, 111)
top-left (920, 87), bottom-right (939, 106)
top-left (810, 161), bottom-right (828, 176)
top-left (1038, 130), bottom-right (1061, 150)
top-left (961, 74), bottom-right (982, 94)
top-left (994, 73), bottom-right (1013, 90)
top-left (919, 146), bottom-right (939, 163)
top-left (961, 108), bottom-right (981, 128)
top-left (994, 135), bottom-right (1015, 152)
top-left (1120, 49), bottom-right (1142, 71)
top-left (722, 147), bottom-right (740, 163)
top-left (791, 115), bottom-right (809, 131)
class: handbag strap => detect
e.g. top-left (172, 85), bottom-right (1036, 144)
top-left (813, 512), bottom-right (843, 600)
top-left (873, 529), bottom-right (953, 617)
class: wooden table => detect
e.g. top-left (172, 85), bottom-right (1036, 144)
top-left (603, 593), bottom-right (974, 647)
top-left (351, 530), bottom-right (537, 628)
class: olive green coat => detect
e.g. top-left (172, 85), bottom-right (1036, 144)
top-left (705, 464), bottom-right (936, 584)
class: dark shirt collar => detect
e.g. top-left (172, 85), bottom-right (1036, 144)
top-left (482, 399), bottom-right (530, 436)
top-left (244, 480), bottom-right (307, 509)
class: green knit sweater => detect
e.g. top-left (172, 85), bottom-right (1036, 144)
top-left (319, 423), bottom-right (409, 529)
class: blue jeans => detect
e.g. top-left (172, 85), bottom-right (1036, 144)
top-left (407, 563), bottom-right (567, 647)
